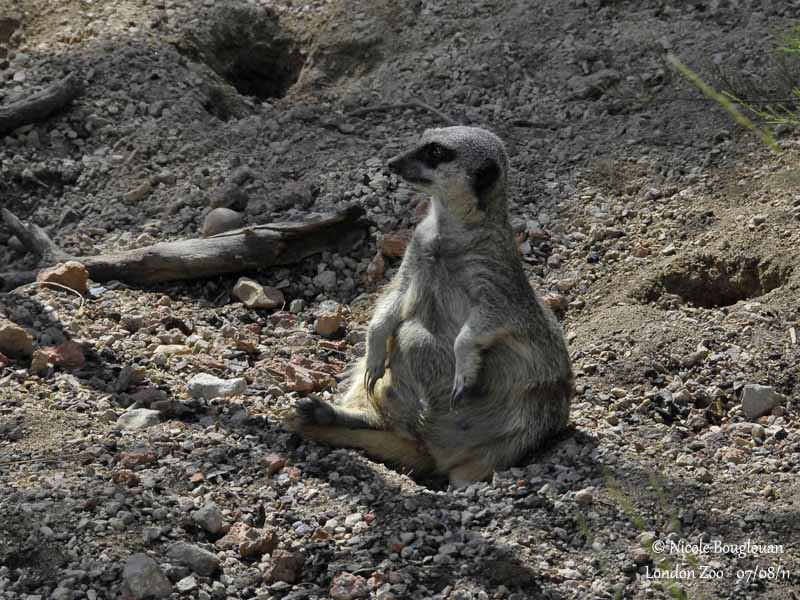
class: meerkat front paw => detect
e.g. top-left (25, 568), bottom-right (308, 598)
top-left (364, 353), bottom-right (386, 396)
top-left (294, 396), bottom-right (337, 426)
top-left (450, 371), bottom-right (475, 408)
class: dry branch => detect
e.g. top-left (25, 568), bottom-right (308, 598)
top-left (0, 73), bottom-right (84, 134)
top-left (0, 205), bottom-right (368, 291)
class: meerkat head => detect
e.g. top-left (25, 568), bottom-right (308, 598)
top-left (387, 126), bottom-right (509, 223)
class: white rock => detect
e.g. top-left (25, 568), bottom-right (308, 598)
top-left (741, 384), bottom-right (785, 420)
top-left (232, 277), bottom-right (284, 309)
top-left (187, 373), bottom-right (246, 400)
top-left (117, 409), bottom-right (161, 431)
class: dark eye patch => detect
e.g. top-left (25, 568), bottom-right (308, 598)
top-left (418, 142), bottom-right (456, 168)
top-left (473, 159), bottom-right (500, 207)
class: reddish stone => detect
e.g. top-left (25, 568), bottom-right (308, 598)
top-left (263, 549), bottom-right (304, 584)
top-left (263, 452), bottom-right (286, 476)
top-left (0, 352), bottom-right (10, 368)
top-left (112, 470), bottom-right (141, 487)
top-left (319, 339), bottom-right (348, 351)
top-left (190, 472), bottom-right (205, 483)
top-left (378, 232), bottom-right (410, 257)
top-left (40, 340), bottom-right (85, 369)
top-left (216, 522), bottom-right (278, 559)
top-left (36, 260), bottom-right (89, 294)
top-left (542, 293), bottom-right (569, 312)
top-left (330, 572), bottom-right (369, 600)
top-left (117, 450), bottom-right (158, 469)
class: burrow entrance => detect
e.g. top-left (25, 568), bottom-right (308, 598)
top-left (640, 255), bottom-right (792, 308)
top-left (181, 4), bottom-right (305, 100)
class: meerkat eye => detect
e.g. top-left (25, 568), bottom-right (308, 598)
top-left (422, 143), bottom-right (453, 166)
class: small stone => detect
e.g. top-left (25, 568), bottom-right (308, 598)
top-left (314, 302), bottom-right (343, 338)
top-left (542, 293), bottom-right (568, 312)
top-left (39, 340), bottom-right (85, 369)
top-left (36, 261), bottom-right (90, 294)
top-left (201, 208), bottom-right (244, 237)
top-left (555, 278), bottom-right (577, 292)
top-left (153, 344), bottom-right (191, 358)
top-left (0, 352), bottom-right (9, 368)
top-left (289, 299), bottom-right (305, 313)
top-left (661, 244), bottom-right (677, 256)
top-left (741, 384), bottom-right (786, 420)
top-left (631, 243), bottom-right (650, 258)
top-left (263, 549), bottom-right (304, 584)
top-left (0, 320), bottom-right (34, 356)
top-left (187, 373), bottom-right (247, 400)
top-left (217, 523), bottom-right (278, 558)
top-left (574, 488), bottom-right (593, 506)
top-left (263, 452), bottom-right (287, 476)
top-left (682, 348), bottom-right (709, 367)
top-left (166, 542), bottom-right (220, 577)
top-left (233, 277), bottom-right (284, 309)
top-left (192, 504), bottom-right (226, 535)
top-left (365, 252), bottom-right (385, 284)
top-left (330, 572), bottom-right (369, 600)
top-left (124, 179), bottom-right (153, 202)
top-left (313, 270), bottom-right (337, 290)
top-left (118, 450), bottom-right (158, 469)
top-left (176, 576), bottom-right (198, 593)
top-left (122, 553), bottom-right (173, 599)
top-left (117, 408), bottom-right (161, 431)
top-left (695, 467), bottom-right (713, 483)
top-left (377, 232), bottom-right (410, 257)
top-left (29, 349), bottom-right (52, 375)
top-left (631, 547), bottom-right (650, 565)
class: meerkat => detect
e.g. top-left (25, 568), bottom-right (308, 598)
top-left (288, 126), bottom-right (574, 487)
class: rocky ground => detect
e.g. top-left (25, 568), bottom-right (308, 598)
top-left (1, 0), bottom-right (800, 598)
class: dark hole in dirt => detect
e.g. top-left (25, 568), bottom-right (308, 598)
top-left (643, 256), bottom-right (792, 308)
top-left (187, 5), bottom-right (304, 100)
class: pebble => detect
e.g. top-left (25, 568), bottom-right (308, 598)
top-left (116, 408), bottom-right (162, 431)
top-left (0, 320), bottom-right (34, 356)
top-left (377, 232), bottom-right (410, 257)
top-left (36, 260), bottom-right (90, 294)
top-left (232, 277), bottom-right (284, 309)
top-left (289, 298), bottom-right (305, 313)
top-left (202, 207), bottom-right (244, 237)
top-left (192, 503), bottom-right (226, 535)
top-left (314, 301), bottom-right (343, 338)
top-left (574, 488), bottom-right (593, 506)
top-left (741, 384), bottom-right (786, 420)
top-left (166, 542), bottom-right (220, 577)
top-left (330, 572), bottom-right (370, 600)
top-left (122, 553), bottom-right (173, 599)
top-left (313, 270), bottom-right (337, 290)
top-left (263, 549), bottom-right (304, 584)
top-left (187, 373), bottom-right (247, 400)
top-left (124, 179), bottom-right (153, 202)
top-left (176, 576), bottom-right (198, 593)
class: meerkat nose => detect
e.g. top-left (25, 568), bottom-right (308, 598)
top-left (387, 155), bottom-right (402, 174)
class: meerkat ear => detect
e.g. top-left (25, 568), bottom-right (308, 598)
top-left (473, 159), bottom-right (500, 198)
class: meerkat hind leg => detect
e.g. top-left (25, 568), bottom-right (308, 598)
top-left (299, 425), bottom-right (436, 475)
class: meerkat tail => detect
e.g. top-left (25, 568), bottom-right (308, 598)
top-left (299, 425), bottom-right (436, 474)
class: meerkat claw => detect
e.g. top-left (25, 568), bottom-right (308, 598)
top-left (450, 375), bottom-right (467, 408)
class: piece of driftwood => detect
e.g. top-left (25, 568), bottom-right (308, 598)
top-left (0, 205), bottom-right (368, 291)
top-left (0, 73), bottom-right (84, 134)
